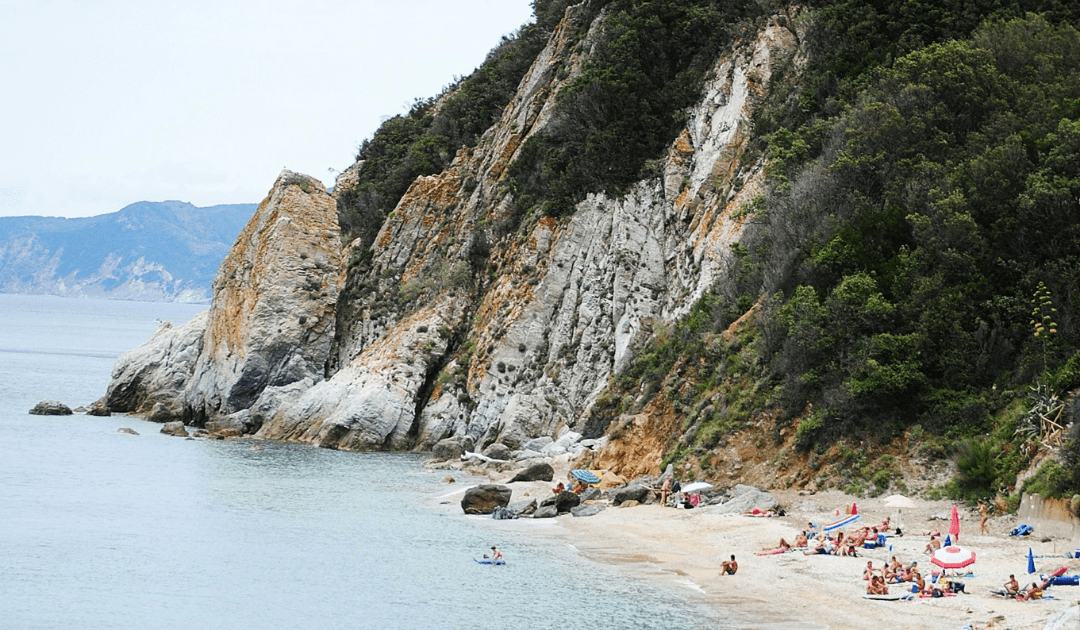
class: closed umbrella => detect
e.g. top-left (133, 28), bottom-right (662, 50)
top-left (949, 505), bottom-right (961, 542)
top-left (930, 545), bottom-right (976, 570)
top-left (1027, 548), bottom-right (1036, 574)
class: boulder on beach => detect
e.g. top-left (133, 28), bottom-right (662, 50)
top-left (579, 487), bottom-right (601, 501)
top-left (509, 462), bottom-right (554, 483)
top-left (613, 483), bottom-right (652, 506)
top-left (431, 437), bottom-right (465, 461)
top-left (509, 498), bottom-right (537, 516)
top-left (571, 504), bottom-right (606, 517)
top-left (29, 400), bottom-right (73, 416)
top-left (711, 486), bottom-right (778, 515)
top-left (482, 442), bottom-right (512, 461)
top-left (160, 421), bottom-right (189, 437)
top-left (598, 470), bottom-right (628, 489)
top-left (461, 484), bottom-right (512, 514)
top-left (540, 491), bottom-right (580, 513)
top-left (533, 505), bottom-right (559, 519)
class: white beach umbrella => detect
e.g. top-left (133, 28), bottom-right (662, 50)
top-left (883, 494), bottom-right (916, 529)
top-left (681, 481), bottom-right (713, 493)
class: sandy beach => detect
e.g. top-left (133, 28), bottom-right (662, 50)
top-left (449, 468), bottom-right (1080, 630)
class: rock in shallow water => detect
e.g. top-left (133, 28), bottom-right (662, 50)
top-left (160, 421), bottom-right (189, 437)
top-left (117, 427), bottom-right (139, 435)
top-left (461, 484), bottom-right (511, 515)
top-left (29, 400), bottom-right (73, 416)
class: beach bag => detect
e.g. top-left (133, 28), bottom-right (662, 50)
top-left (932, 588), bottom-right (943, 598)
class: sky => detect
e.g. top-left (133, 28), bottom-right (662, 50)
top-left (0, 0), bottom-right (535, 218)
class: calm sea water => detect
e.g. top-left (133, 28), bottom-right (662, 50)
top-left (0, 294), bottom-right (735, 629)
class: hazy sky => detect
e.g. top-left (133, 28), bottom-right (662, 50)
top-left (0, 0), bottom-right (535, 218)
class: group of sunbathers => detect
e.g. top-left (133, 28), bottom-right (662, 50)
top-left (798, 525), bottom-right (887, 557)
top-left (864, 556), bottom-right (967, 596)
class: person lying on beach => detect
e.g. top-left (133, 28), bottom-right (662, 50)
top-left (924, 535), bottom-right (942, 554)
top-left (1004, 574), bottom-right (1020, 597)
top-left (1019, 582), bottom-right (1043, 600)
top-left (720, 555), bottom-right (738, 575)
top-left (765, 538), bottom-right (791, 551)
top-left (742, 508), bottom-right (777, 517)
top-left (804, 538), bottom-right (833, 555)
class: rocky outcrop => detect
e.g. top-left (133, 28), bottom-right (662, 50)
top-left (105, 171), bottom-right (343, 430)
top-left (183, 171), bottom-right (343, 426)
top-left (711, 485), bottom-right (779, 515)
top-left (102, 9), bottom-right (808, 466)
top-left (160, 421), bottom-right (188, 437)
top-left (29, 400), bottom-right (72, 415)
top-left (106, 313), bottom-right (208, 421)
top-left (461, 484), bottom-right (512, 514)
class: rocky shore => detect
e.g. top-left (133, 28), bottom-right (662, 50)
top-left (436, 451), bottom-right (1079, 630)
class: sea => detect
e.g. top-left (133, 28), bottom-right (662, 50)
top-left (0, 294), bottom-right (738, 629)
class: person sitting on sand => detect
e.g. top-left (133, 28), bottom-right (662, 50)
top-left (553, 482), bottom-right (565, 494)
top-left (913, 569), bottom-right (926, 594)
top-left (795, 531), bottom-right (809, 548)
top-left (720, 555), bottom-right (738, 575)
top-left (490, 546), bottom-right (503, 562)
top-left (863, 561), bottom-right (876, 581)
top-left (925, 535), bottom-right (942, 554)
top-left (868, 575), bottom-right (890, 595)
top-left (1004, 574), bottom-right (1020, 597)
top-left (1020, 582), bottom-right (1043, 600)
top-left (804, 537), bottom-right (832, 555)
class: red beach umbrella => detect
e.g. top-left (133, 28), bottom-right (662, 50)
top-left (931, 545), bottom-right (976, 570)
top-left (949, 505), bottom-right (961, 542)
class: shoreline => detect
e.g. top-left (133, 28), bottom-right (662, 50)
top-left (443, 469), bottom-right (1080, 630)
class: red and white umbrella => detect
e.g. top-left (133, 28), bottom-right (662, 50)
top-left (930, 545), bottom-right (976, 570)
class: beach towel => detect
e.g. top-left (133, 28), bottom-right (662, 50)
top-left (1010, 524), bottom-right (1033, 537)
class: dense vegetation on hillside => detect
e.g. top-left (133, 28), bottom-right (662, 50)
top-left (336, 4), bottom-right (563, 256)
top-left (591, 5), bottom-right (1080, 505)
top-left (338, 0), bottom-right (1080, 505)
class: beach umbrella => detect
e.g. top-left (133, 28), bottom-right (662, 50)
top-left (681, 481), bottom-right (713, 493)
top-left (930, 545), bottom-right (976, 570)
top-left (1027, 548), bottom-right (1036, 574)
top-left (883, 495), bottom-right (916, 509)
top-left (570, 469), bottom-right (600, 485)
top-left (823, 513), bottom-right (861, 531)
top-left (949, 505), bottom-right (961, 542)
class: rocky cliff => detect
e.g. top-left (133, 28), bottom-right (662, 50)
top-left (106, 5), bottom-right (807, 465)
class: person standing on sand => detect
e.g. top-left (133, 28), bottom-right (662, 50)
top-left (661, 477), bottom-right (671, 506)
top-left (979, 501), bottom-right (988, 534)
top-left (720, 555), bottom-right (738, 575)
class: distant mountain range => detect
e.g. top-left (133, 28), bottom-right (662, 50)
top-left (0, 201), bottom-right (256, 303)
